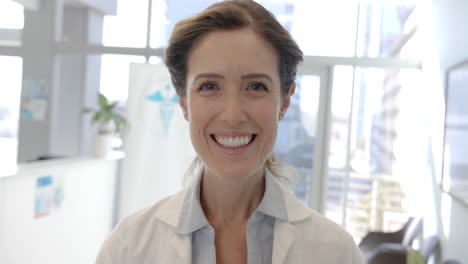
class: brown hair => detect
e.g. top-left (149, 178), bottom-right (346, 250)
top-left (165, 0), bottom-right (303, 97)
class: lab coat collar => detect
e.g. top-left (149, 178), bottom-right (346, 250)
top-left (175, 166), bottom-right (294, 235)
top-left (154, 166), bottom-right (313, 231)
top-left (169, 232), bottom-right (192, 264)
top-left (272, 220), bottom-right (297, 264)
top-left (271, 171), bottom-right (313, 264)
top-left (260, 168), bottom-right (315, 223)
top-left (280, 179), bottom-right (314, 223)
top-left (154, 166), bottom-right (312, 264)
top-left (152, 187), bottom-right (192, 263)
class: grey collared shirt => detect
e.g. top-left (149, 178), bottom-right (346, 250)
top-left (176, 169), bottom-right (289, 264)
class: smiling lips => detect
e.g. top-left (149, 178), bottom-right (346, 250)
top-left (210, 134), bottom-right (257, 149)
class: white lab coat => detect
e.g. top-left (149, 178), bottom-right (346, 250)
top-left (96, 177), bottom-right (366, 264)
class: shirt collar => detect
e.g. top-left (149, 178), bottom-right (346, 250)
top-left (175, 167), bottom-right (289, 235)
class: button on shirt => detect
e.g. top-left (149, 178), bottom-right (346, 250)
top-left (176, 169), bottom-right (289, 264)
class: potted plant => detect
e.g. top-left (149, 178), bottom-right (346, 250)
top-left (82, 93), bottom-right (128, 157)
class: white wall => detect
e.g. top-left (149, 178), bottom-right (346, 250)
top-left (424, 0), bottom-right (468, 262)
top-left (17, 0), bottom-right (62, 162)
top-left (50, 6), bottom-right (104, 157)
top-left (18, 2), bottom-right (107, 161)
top-left (0, 157), bottom-right (118, 264)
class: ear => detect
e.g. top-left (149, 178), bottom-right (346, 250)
top-left (179, 96), bottom-right (189, 121)
top-left (280, 82), bottom-right (296, 119)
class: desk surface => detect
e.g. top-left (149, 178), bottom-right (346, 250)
top-left (0, 151), bottom-right (124, 180)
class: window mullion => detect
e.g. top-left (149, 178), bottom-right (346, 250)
top-left (145, 0), bottom-right (153, 62)
top-left (0, 46), bottom-right (22, 57)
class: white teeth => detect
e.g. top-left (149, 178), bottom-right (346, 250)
top-left (214, 135), bottom-right (253, 148)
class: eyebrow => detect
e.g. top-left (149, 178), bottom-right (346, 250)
top-left (241, 73), bottom-right (273, 83)
top-left (194, 73), bottom-right (273, 83)
top-left (194, 73), bottom-right (224, 82)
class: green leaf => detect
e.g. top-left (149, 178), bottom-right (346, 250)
top-left (103, 112), bottom-right (112, 124)
top-left (116, 115), bottom-right (128, 133)
top-left (115, 118), bottom-right (121, 133)
top-left (118, 115), bottom-right (128, 128)
top-left (86, 93), bottom-right (129, 133)
top-left (82, 108), bottom-right (93, 115)
top-left (122, 117), bottom-right (129, 130)
top-left (98, 94), bottom-right (108, 109)
top-left (108, 102), bottom-right (118, 111)
top-left (92, 112), bottom-right (100, 123)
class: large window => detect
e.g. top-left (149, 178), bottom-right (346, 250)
top-left (97, 2), bottom-right (423, 227)
top-left (0, 0), bottom-right (24, 29)
top-left (0, 1), bottom-right (24, 170)
top-left (103, 0), bottom-right (149, 47)
top-left (100, 0), bottom-right (418, 102)
top-left (0, 56), bottom-right (23, 171)
top-left (147, 1), bottom-right (414, 57)
top-left (356, 3), bottom-right (416, 58)
top-left (0, 0), bottom-right (24, 46)
top-left (274, 75), bottom-right (320, 203)
top-left (324, 65), bottom-right (424, 241)
top-left (100, 55), bottom-right (146, 101)
top-left (0, 0), bottom-right (422, 237)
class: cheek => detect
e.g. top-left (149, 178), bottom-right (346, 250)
top-left (187, 98), bottom-right (214, 135)
top-left (187, 111), bottom-right (210, 154)
top-left (186, 95), bottom-right (204, 122)
top-left (252, 102), bottom-right (280, 143)
top-left (254, 100), bottom-right (281, 124)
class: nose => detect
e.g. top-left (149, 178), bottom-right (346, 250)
top-left (219, 93), bottom-right (248, 126)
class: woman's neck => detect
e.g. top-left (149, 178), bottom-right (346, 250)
top-left (200, 168), bottom-right (265, 227)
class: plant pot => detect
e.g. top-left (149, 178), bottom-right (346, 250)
top-left (92, 133), bottom-right (114, 157)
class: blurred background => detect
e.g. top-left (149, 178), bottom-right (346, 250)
top-left (0, 0), bottom-right (467, 263)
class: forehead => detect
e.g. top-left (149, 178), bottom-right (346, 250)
top-left (187, 28), bottom-right (279, 79)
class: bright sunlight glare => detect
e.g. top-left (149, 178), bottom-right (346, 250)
top-left (0, 0), bottom-right (24, 29)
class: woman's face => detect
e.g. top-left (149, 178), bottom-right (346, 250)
top-left (181, 28), bottom-right (294, 179)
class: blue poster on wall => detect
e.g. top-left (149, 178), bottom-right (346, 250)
top-left (20, 79), bottom-right (48, 121)
top-left (34, 175), bottom-right (64, 218)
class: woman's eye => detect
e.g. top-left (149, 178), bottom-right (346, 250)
top-left (247, 82), bottom-right (268, 92)
top-left (198, 81), bottom-right (218, 91)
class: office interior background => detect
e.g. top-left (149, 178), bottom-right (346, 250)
top-left (0, 0), bottom-right (467, 263)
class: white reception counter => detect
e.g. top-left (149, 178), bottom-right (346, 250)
top-left (0, 153), bottom-right (122, 264)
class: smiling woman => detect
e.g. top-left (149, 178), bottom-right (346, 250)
top-left (96, 1), bottom-right (365, 264)
top-left (182, 28), bottom-right (285, 181)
